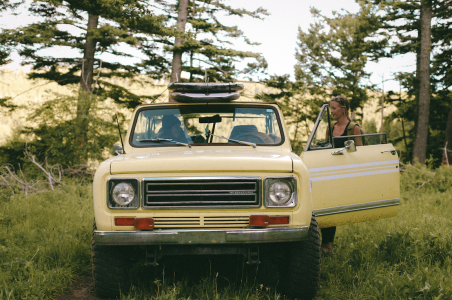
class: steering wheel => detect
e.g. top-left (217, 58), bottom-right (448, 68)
top-left (232, 132), bottom-right (266, 144)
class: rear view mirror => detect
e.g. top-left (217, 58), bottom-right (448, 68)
top-left (199, 114), bottom-right (222, 123)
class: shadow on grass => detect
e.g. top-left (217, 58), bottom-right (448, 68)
top-left (121, 254), bottom-right (287, 299)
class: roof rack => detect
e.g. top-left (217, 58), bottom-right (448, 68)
top-left (168, 82), bottom-right (244, 103)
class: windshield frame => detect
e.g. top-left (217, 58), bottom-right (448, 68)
top-left (129, 104), bottom-right (285, 148)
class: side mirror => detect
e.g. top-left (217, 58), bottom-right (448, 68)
top-left (113, 144), bottom-right (123, 155)
top-left (344, 140), bottom-right (356, 152)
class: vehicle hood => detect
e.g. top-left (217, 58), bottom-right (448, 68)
top-left (110, 148), bottom-right (293, 174)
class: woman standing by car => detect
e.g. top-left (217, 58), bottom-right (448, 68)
top-left (321, 95), bottom-right (362, 255)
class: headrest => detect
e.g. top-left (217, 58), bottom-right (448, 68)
top-left (162, 115), bottom-right (181, 127)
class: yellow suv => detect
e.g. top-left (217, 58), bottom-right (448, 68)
top-left (92, 83), bottom-right (400, 299)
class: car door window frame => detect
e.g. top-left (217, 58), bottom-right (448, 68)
top-left (304, 104), bottom-right (333, 152)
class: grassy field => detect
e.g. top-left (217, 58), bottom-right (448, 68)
top-left (0, 165), bottom-right (451, 300)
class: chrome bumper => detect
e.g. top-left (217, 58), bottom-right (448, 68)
top-left (94, 226), bottom-right (309, 246)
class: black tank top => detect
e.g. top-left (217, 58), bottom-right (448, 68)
top-left (333, 121), bottom-right (350, 148)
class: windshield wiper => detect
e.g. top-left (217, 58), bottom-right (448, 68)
top-left (208, 134), bottom-right (256, 148)
top-left (139, 138), bottom-right (191, 148)
top-left (140, 138), bottom-right (173, 143)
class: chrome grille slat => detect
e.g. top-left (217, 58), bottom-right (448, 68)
top-left (147, 193), bottom-right (253, 197)
top-left (148, 201), bottom-right (257, 205)
top-left (146, 182), bottom-right (254, 186)
top-left (143, 177), bottom-right (261, 209)
top-left (147, 190), bottom-right (255, 193)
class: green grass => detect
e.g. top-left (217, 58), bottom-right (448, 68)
top-left (317, 177), bottom-right (452, 299)
top-left (0, 166), bottom-right (451, 299)
top-left (0, 180), bottom-right (93, 300)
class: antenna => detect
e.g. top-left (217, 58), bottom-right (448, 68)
top-left (115, 113), bottom-right (126, 154)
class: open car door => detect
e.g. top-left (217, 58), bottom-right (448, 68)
top-left (300, 104), bottom-right (400, 228)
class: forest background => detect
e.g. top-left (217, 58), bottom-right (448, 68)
top-left (1, 1), bottom-right (452, 299)
top-left (0, 0), bottom-right (451, 170)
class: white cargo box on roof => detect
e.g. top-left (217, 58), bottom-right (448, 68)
top-left (168, 82), bottom-right (244, 103)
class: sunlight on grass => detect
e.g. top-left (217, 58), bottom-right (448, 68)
top-left (0, 165), bottom-right (451, 299)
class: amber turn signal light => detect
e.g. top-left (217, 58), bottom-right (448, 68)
top-left (115, 217), bottom-right (135, 226)
top-left (249, 215), bottom-right (290, 227)
top-left (269, 216), bottom-right (290, 225)
top-left (135, 218), bottom-right (154, 230)
top-left (250, 215), bottom-right (270, 227)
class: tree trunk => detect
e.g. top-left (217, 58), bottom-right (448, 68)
top-left (76, 14), bottom-right (99, 163)
top-left (412, 3), bottom-right (432, 164)
top-left (171, 0), bottom-right (189, 85)
top-left (412, 19), bottom-right (422, 160)
top-left (80, 14), bottom-right (99, 93)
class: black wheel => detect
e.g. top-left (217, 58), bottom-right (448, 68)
top-left (286, 214), bottom-right (321, 300)
top-left (92, 220), bottom-right (131, 299)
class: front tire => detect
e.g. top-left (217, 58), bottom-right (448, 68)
top-left (92, 221), bottom-right (131, 299)
top-left (286, 214), bottom-right (321, 300)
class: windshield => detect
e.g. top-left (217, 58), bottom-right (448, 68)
top-left (130, 105), bottom-right (283, 147)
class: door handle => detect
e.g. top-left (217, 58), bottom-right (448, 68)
top-left (332, 140), bottom-right (356, 155)
top-left (332, 147), bottom-right (345, 155)
top-left (381, 150), bottom-right (396, 155)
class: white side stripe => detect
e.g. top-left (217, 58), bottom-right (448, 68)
top-left (310, 168), bottom-right (399, 182)
top-left (308, 160), bottom-right (399, 173)
top-left (311, 165), bottom-right (394, 177)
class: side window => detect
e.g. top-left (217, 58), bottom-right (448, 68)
top-left (330, 126), bottom-right (388, 147)
top-left (362, 133), bottom-right (387, 146)
top-left (305, 104), bottom-right (333, 151)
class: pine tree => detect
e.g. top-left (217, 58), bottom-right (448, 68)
top-left (257, 75), bottom-right (320, 154)
top-left (9, 0), bottom-right (172, 107)
top-left (295, 3), bottom-right (384, 119)
top-left (371, 0), bottom-right (451, 164)
top-left (162, 0), bottom-right (269, 83)
top-left (2, 0), bottom-right (174, 164)
top-left (431, 0), bottom-right (452, 164)
top-left (0, 0), bottom-right (21, 66)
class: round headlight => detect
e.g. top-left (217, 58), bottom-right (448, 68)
top-left (112, 182), bottom-right (135, 206)
top-left (268, 181), bottom-right (292, 205)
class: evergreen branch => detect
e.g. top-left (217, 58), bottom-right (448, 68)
top-left (193, 58), bottom-right (232, 74)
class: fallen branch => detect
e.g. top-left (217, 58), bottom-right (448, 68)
top-left (62, 164), bottom-right (95, 178)
top-left (0, 165), bottom-right (39, 195)
top-left (418, 180), bottom-right (432, 189)
top-left (24, 152), bottom-right (64, 190)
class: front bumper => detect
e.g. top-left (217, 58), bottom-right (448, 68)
top-left (94, 226), bottom-right (309, 246)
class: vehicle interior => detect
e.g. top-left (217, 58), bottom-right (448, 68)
top-left (131, 105), bottom-right (283, 146)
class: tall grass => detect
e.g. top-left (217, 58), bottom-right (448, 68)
top-left (0, 165), bottom-right (451, 299)
top-left (317, 165), bottom-right (452, 299)
top-left (0, 180), bottom-right (93, 299)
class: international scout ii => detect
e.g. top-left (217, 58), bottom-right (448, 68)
top-left (92, 83), bottom-right (400, 299)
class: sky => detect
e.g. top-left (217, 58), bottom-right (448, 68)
top-left (1, 0), bottom-right (416, 92)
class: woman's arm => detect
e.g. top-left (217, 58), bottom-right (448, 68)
top-left (354, 125), bottom-right (363, 146)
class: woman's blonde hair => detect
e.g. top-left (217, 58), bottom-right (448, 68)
top-left (331, 95), bottom-right (351, 121)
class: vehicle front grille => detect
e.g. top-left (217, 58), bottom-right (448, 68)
top-left (154, 217), bottom-right (200, 228)
top-left (152, 216), bottom-right (250, 228)
top-left (143, 177), bottom-right (261, 208)
top-left (204, 216), bottom-right (249, 227)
